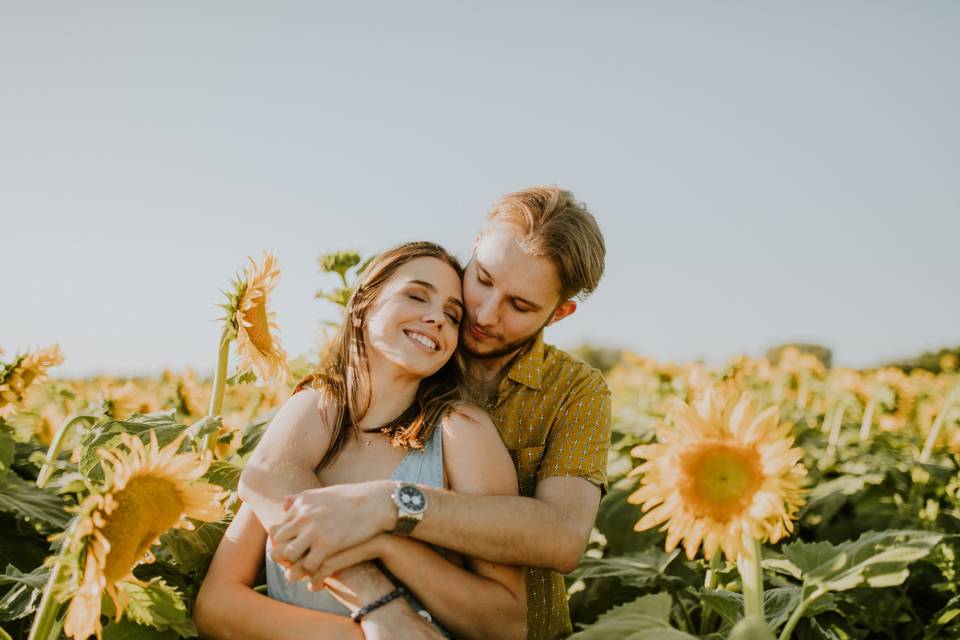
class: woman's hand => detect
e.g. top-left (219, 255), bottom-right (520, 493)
top-left (306, 534), bottom-right (393, 591)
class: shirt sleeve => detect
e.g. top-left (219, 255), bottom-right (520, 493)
top-left (537, 369), bottom-right (612, 495)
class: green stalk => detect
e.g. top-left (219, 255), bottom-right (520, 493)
top-left (738, 538), bottom-right (765, 619)
top-left (699, 552), bottom-right (724, 635)
top-left (796, 375), bottom-right (809, 411)
top-left (858, 395), bottom-right (878, 442)
top-left (27, 561), bottom-right (65, 640)
top-left (778, 586), bottom-right (826, 640)
top-left (201, 329), bottom-right (232, 453)
top-left (825, 397), bottom-right (851, 460)
top-left (919, 385), bottom-right (960, 462)
top-left (36, 414), bottom-right (92, 488)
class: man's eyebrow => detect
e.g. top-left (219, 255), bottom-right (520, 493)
top-left (475, 261), bottom-right (543, 311)
top-left (409, 279), bottom-right (465, 311)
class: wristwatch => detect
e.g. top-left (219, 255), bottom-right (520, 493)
top-left (390, 482), bottom-right (427, 535)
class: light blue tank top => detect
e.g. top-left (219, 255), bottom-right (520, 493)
top-left (265, 423), bottom-right (446, 628)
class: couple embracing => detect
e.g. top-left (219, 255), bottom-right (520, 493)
top-left (194, 186), bottom-right (612, 640)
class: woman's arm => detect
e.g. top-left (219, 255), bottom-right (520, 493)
top-left (193, 503), bottom-right (364, 640)
top-left (308, 408), bottom-right (527, 640)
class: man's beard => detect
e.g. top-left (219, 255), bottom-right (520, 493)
top-left (462, 320), bottom-right (549, 361)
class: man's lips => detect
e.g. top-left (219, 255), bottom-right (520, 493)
top-left (469, 322), bottom-right (492, 341)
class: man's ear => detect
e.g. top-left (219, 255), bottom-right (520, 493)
top-left (546, 300), bottom-right (577, 327)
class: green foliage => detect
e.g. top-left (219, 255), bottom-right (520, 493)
top-left (0, 472), bottom-right (69, 530)
top-left (101, 578), bottom-right (196, 638)
top-left (0, 564), bottom-right (47, 621)
top-left (0, 427), bottom-right (14, 484)
top-left (783, 530), bottom-right (943, 592)
top-left (315, 250), bottom-right (371, 312)
top-left (570, 593), bottom-right (698, 639)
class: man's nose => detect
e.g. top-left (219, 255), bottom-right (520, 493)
top-left (475, 295), bottom-right (498, 327)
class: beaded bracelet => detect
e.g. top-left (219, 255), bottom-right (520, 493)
top-left (350, 586), bottom-right (406, 622)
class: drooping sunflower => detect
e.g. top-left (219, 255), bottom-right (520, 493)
top-left (175, 367), bottom-right (208, 419)
top-left (61, 430), bottom-right (226, 640)
top-left (628, 387), bottom-right (807, 562)
top-left (0, 344), bottom-right (64, 417)
top-left (220, 252), bottom-right (290, 385)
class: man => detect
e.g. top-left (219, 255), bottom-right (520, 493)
top-left (239, 186), bottom-right (611, 639)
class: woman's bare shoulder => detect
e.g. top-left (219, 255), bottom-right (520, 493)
top-left (441, 403), bottom-right (517, 496)
top-left (252, 386), bottom-right (339, 465)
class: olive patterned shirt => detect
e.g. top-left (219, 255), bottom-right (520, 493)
top-left (485, 331), bottom-right (612, 640)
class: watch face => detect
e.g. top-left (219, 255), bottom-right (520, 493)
top-left (396, 485), bottom-right (427, 514)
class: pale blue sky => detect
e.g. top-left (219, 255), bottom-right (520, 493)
top-left (2, 2), bottom-right (958, 377)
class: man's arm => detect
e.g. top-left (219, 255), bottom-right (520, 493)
top-left (273, 371), bottom-right (612, 575)
top-left (276, 476), bottom-right (598, 574)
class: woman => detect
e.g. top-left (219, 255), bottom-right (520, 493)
top-left (194, 242), bottom-right (526, 639)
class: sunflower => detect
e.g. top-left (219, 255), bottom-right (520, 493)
top-left (61, 430), bottom-right (226, 640)
top-left (175, 367), bottom-right (208, 419)
top-left (0, 344), bottom-right (63, 418)
top-left (628, 387), bottom-right (807, 562)
top-left (103, 381), bottom-right (157, 420)
top-left (220, 252), bottom-right (290, 385)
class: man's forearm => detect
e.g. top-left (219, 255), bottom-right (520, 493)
top-left (392, 488), bottom-right (583, 573)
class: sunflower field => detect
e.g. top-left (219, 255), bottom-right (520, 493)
top-left (1, 253), bottom-right (959, 640)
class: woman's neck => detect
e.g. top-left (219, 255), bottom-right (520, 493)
top-left (355, 354), bottom-right (420, 432)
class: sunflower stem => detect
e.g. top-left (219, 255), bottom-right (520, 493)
top-left (796, 375), bottom-right (809, 410)
top-left (670, 589), bottom-right (694, 633)
top-left (36, 414), bottom-right (87, 488)
top-left (27, 561), bottom-right (65, 640)
top-left (738, 538), bottom-right (765, 620)
top-left (207, 330), bottom-right (232, 418)
top-left (778, 586), bottom-right (825, 640)
top-left (858, 395), bottom-right (878, 443)
top-left (825, 397), bottom-right (851, 460)
top-left (919, 385), bottom-right (960, 462)
top-left (203, 329), bottom-right (232, 453)
top-left (699, 553), bottom-right (724, 634)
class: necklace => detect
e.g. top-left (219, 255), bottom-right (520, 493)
top-left (358, 427), bottom-right (386, 447)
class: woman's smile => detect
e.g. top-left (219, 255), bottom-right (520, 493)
top-left (404, 329), bottom-right (440, 352)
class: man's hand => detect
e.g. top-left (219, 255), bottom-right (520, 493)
top-left (269, 480), bottom-right (396, 581)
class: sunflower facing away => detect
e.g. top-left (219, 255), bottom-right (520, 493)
top-left (628, 387), bottom-right (807, 562)
top-left (61, 431), bottom-right (226, 640)
top-left (0, 344), bottom-right (64, 418)
top-left (220, 252), bottom-right (290, 385)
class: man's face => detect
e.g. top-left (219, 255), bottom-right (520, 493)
top-left (461, 228), bottom-right (573, 360)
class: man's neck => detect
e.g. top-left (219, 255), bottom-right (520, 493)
top-left (462, 349), bottom-right (522, 405)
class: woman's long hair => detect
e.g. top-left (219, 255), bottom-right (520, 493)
top-left (295, 241), bottom-right (466, 472)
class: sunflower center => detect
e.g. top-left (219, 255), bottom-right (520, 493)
top-left (99, 475), bottom-right (184, 582)
top-left (244, 295), bottom-right (274, 354)
top-left (679, 441), bottom-right (762, 522)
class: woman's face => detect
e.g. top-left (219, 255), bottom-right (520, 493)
top-left (363, 256), bottom-right (464, 379)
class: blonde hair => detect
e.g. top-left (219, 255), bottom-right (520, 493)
top-left (482, 186), bottom-right (605, 301)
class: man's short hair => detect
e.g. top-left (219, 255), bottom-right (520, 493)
top-left (482, 186), bottom-right (606, 301)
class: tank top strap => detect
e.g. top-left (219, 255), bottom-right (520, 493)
top-left (390, 418), bottom-right (445, 489)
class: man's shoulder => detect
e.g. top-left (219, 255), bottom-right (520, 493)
top-left (542, 342), bottom-right (610, 395)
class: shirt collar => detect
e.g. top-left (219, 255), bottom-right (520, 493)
top-left (505, 331), bottom-right (545, 391)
